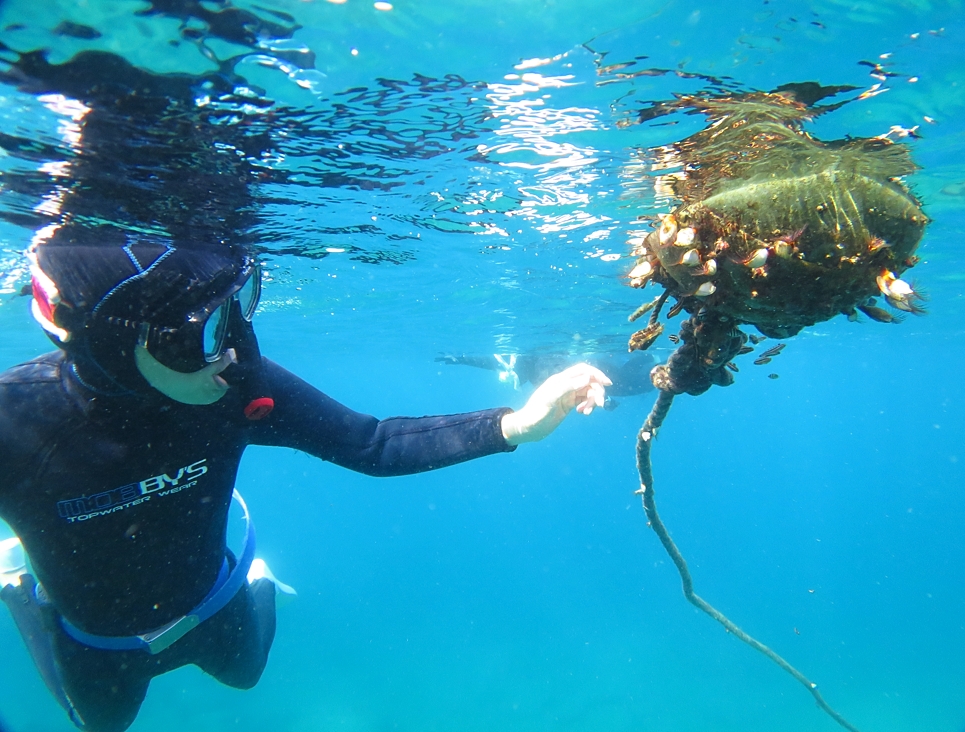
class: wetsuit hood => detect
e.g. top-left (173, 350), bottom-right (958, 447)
top-left (29, 238), bottom-right (272, 416)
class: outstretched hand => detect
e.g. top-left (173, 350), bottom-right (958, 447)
top-left (500, 363), bottom-right (612, 446)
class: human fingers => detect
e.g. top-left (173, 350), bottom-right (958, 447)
top-left (531, 364), bottom-right (609, 417)
top-left (576, 381), bottom-right (606, 415)
top-left (561, 362), bottom-right (613, 387)
top-left (553, 366), bottom-right (612, 403)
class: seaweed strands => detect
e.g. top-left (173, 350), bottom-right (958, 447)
top-left (634, 392), bottom-right (861, 732)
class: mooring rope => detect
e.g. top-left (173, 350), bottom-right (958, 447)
top-left (635, 389), bottom-right (861, 732)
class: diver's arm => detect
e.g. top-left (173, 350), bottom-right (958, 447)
top-left (252, 359), bottom-right (610, 471)
top-left (251, 359), bottom-right (516, 477)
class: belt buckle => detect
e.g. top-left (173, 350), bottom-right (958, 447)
top-left (139, 613), bottom-right (200, 655)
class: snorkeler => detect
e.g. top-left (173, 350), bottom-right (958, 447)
top-left (436, 351), bottom-right (655, 406)
top-left (0, 241), bottom-right (610, 732)
top-left (0, 22), bottom-right (612, 730)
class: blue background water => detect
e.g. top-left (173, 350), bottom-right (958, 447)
top-left (1, 0), bottom-right (964, 730)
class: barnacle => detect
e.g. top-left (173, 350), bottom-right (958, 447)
top-left (876, 270), bottom-right (927, 315)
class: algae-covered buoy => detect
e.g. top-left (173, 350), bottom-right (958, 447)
top-left (627, 91), bottom-right (926, 394)
top-left (624, 88), bottom-right (928, 732)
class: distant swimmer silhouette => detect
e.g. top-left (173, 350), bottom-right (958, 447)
top-left (437, 351), bottom-right (655, 408)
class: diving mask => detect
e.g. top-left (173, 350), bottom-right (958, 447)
top-left (136, 262), bottom-right (261, 373)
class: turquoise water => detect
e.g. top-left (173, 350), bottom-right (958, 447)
top-left (1, 1), bottom-right (964, 730)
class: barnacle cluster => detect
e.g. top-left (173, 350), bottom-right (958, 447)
top-left (627, 92), bottom-right (928, 350)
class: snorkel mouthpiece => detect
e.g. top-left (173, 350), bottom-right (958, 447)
top-left (222, 311), bottom-right (273, 420)
top-left (234, 357), bottom-right (274, 420)
top-left (135, 345), bottom-right (236, 405)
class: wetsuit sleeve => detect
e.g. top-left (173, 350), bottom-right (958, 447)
top-left (250, 359), bottom-right (516, 477)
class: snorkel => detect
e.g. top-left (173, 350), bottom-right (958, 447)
top-left (218, 305), bottom-right (275, 420)
top-left (135, 332), bottom-right (274, 418)
top-left (134, 342), bottom-right (236, 405)
top-left (130, 260), bottom-right (275, 418)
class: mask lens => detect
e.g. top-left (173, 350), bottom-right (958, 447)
top-left (237, 266), bottom-right (261, 322)
top-left (202, 299), bottom-right (231, 362)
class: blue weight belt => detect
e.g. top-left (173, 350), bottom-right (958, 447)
top-left (58, 490), bottom-right (256, 655)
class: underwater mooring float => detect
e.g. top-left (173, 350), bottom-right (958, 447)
top-left (624, 89), bottom-right (928, 732)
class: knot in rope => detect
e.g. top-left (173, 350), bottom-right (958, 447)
top-left (650, 311), bottom-right (747, 396)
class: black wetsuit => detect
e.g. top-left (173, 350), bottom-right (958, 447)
top-left (0, 351), bottom-right (514, 731)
